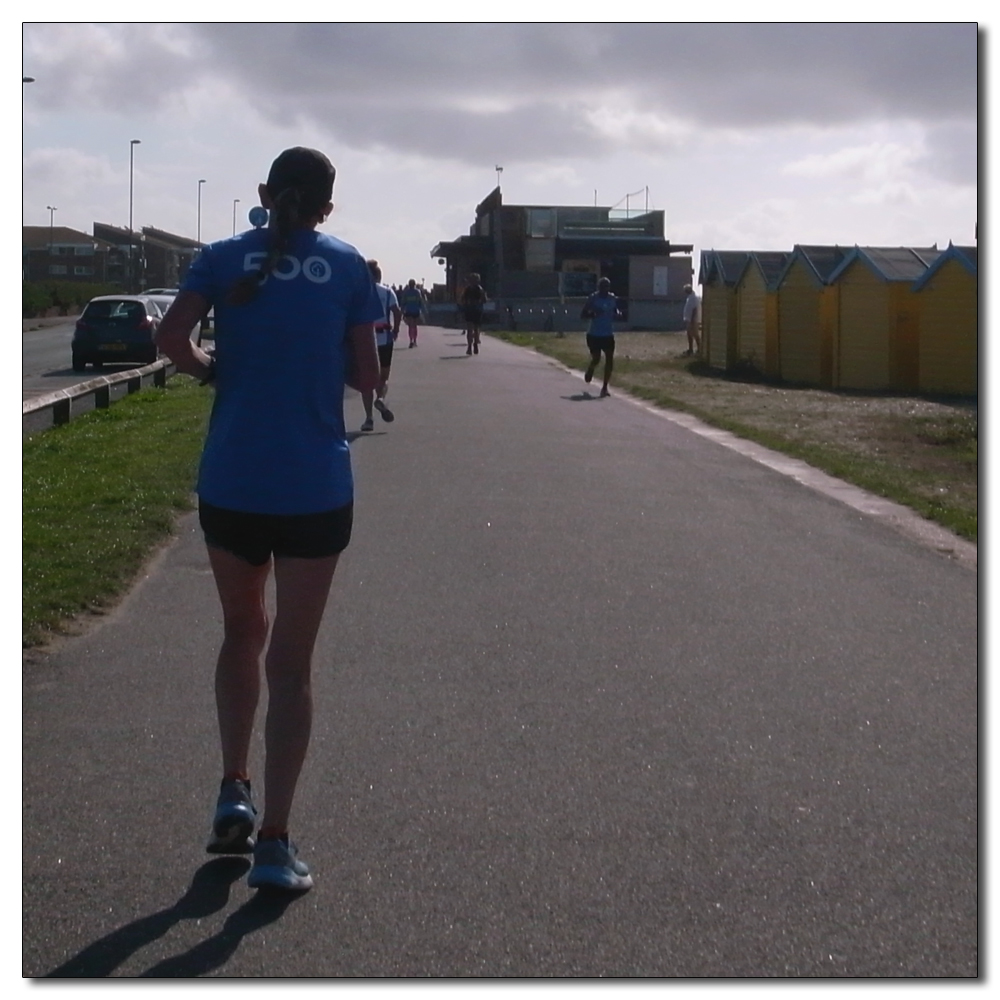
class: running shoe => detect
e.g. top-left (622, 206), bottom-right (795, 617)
top-left (247, 837), bottom-right (314, 892)
top-left (206, 778), bottom-right (257, 854)
top-left (584, 365), bottom-right (595, 384)
top-left (600, 387), bottom-right (611, 398)
top-left (473, 343), bottom-right (479, 355)
top-left (373, 399), bottom-right (395, 423)
top-left (466, 347), bottom-right (472, 355)
top-left (361, 417), bottom-right (374, 432)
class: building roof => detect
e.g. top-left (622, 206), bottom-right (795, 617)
top-left (912, 242), bottom-right (979, 291)
top-left (699, 250), bottom-right (750, 286)
top-left (22, 225), bottom-right (97, 249)
top-left (827, 245), bottom-right (942, 284)
top-left (142, 226), bottom-right (203, 250)
top-left (749, 251), bottom-right (792, 289)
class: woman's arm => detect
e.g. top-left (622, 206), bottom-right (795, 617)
top-left (345, 322), bottom-right (379, 393)
top-left (155, 290), bottom-right (214, 381)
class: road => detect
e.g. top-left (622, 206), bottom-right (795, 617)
top-left (22, 319), bottom-right (83, 399)
top-left (22, 327), bottom-right (977, 978)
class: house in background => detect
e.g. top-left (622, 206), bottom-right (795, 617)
top-left (22, 226), bottom-right (125, 284)
top-left (92, 223), bottom-right (203, 292)
top-left (431, 187), bottom-right (694, 330)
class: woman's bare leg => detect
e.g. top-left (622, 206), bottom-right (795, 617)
top-left (207, 546), bottom-right (271, 778)
top-left (259, 553), bottom-right (340, 834)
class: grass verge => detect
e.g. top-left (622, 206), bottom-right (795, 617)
top-left (490, 329), bottom-right (977, 542)
top-left (23, 376), bottom-right (210, 648)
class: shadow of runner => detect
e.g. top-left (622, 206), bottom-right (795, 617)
top-left (137, 889), bottom-right (299, 977)
top-left (45, 858), bottom-right (249, 978)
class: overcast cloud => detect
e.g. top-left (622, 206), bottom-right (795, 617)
top-left (21, 21), bottom-right (979, 286)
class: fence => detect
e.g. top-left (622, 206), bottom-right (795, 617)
top-left (23, 360), bottom-right (175, 436)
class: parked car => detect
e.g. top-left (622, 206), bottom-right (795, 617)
top-left (71, 295), bottom-right (163, 371)
top-left (144, 293), bottom-right (179, 318)
top-left (143, 288), bottom-right (179, 295)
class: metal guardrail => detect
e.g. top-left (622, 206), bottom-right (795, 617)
top-left (23, 359), bottom-right (176, 434)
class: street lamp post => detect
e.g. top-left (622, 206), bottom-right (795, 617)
top-left (494, 166), bottom-right (504, 312)
top-left (232, 198), bottom-right (240, 237)
top-left (197, 179), bottom-right (206, 244)
top-left (45, 205), bottom-right (56, 280)
top-left (128, 139), bottom-right (141, 293)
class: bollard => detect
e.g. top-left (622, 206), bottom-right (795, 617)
top-left (52, 398), bottom-right (70, 426)
top-left (95, 386), bottom-right (110, 409)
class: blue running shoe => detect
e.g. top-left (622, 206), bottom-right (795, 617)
top-left (247, 837), bottom-right (314, 892)
top-left (206, 778), bottom-right (257, 854)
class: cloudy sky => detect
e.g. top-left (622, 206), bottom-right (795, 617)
top-left (21, 20), bottom-right (980, 289)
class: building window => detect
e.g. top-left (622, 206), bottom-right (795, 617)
top-left (528, 208), bottom-right (555, 238)
top-left (48, 265), bottom-right (68, 275)
top-left (74, 266), bottom-right (95, 276)
top-left (74, 245), bottom-right (95, 256)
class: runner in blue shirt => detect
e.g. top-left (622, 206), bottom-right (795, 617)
top-left (155, 147), bottom-right (382, 893)
top-left (581, 277), bottom-right (621, 397)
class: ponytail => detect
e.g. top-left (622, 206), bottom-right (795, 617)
top-left (226, 187), bottom-right (302, 306)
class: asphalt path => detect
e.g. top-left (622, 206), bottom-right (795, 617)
top-left (22, 327), bottom-right (977, 978)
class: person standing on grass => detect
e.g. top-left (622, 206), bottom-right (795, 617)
top-left (360, 258), bottom-right (401, 432)
top-left (581, 276), bottom-right (620, 397)
top-left (460, 272), bottom-right (487, 355)
top-left (682, 283), bottom-right (702, 356)
top-left (399, 279), bottom-right (424, 347)
top-left (155, 146), bottom-right (382, 893)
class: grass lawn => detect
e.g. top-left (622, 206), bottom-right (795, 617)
top-left (489, 328), bottom-right (977, 542)
top-left (23, 376), bottom-right (210, 648)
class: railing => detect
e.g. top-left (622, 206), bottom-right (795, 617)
top-left (23, 359), bottom-right (176, 434)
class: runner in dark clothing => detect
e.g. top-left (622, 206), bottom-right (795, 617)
top-left (460, 273), bottom-right (487, 355)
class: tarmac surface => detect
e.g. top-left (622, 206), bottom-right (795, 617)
top-left (23, 327), bottom-right (977, 978)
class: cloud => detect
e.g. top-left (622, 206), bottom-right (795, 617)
top-left (22, 22), bottom-right (978, 170)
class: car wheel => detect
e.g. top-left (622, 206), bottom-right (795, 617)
top-left (71, 353), bottom-right (87, 372)
top-left (92, 360), bottom-right (104, 370)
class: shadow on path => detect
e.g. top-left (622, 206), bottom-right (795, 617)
top-left (43, 857), bottom-right (296, 978)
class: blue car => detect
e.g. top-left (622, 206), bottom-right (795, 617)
top-left (71, 295), bottom-right (163, 371)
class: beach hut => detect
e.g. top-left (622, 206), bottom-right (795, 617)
top-left (912, 244), bottom-right (978, 395)
top-left (734, 251), bottom-right (789, 378)
top-left (699, 251), bottom-right (748, 369)
top-left (827, 246), bottom-right (941, 391)
top-left (774, 246), bottom-right (848, 388)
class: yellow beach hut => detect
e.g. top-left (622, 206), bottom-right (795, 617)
top-left (912, 244), bottom-right (978, 396)
top-left (774, 246), bottom-right (848, 388)
top-left (734, 251), bottom-right (789, 378)
top-left (827, 246), bottom-right (941, 391)
top-left (699, 251), bottom-right (749, 370)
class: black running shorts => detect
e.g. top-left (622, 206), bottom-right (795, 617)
top-left (586, 334), bottom-right (615, 360)
top-left (377, 343), bottom-right (394, 369)
top-left (199, 500), bottom-right (354, 566)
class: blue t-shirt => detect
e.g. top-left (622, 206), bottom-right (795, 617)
top-left (586, 292), bottom-right (619, 338)
top-left (399, 286), bottom-right (423, 316)
top-left (182, 227), bottom-right (383, 514)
